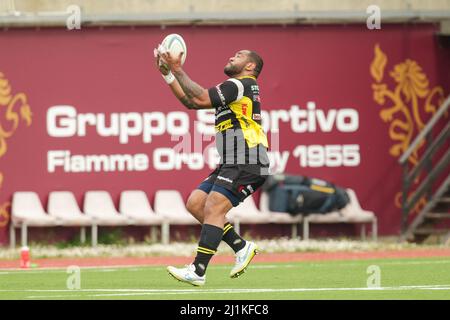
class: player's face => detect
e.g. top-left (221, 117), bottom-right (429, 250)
top-left (224, 50), bottom-right (250, 77)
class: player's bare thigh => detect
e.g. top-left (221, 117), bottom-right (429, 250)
top-left (186, 189), bottom-right (209, 223)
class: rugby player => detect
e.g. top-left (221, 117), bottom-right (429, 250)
top-left (154, 46), bottom-right (269, 286)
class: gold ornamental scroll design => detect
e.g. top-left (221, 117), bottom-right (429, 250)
top-left (370, 44), bottom-right (446, 215)
top-left (0, 72), bottom-right (33, 228)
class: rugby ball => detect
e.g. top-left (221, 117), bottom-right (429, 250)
top-left (161, 33), bottom-right (187, 65)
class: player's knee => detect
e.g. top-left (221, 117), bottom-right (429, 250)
top-left (203, 203), bottom-right (219, 219)
top-left (203, 198), bottom-right (227, 219)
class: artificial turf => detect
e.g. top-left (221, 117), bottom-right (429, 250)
top-left (0, 257), bottom-right (449, 300)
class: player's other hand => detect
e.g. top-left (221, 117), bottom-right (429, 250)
top-left (153, 46), bottom-right (170, 76)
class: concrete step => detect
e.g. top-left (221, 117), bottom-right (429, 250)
top-left (413, 228), bottom-right (450, 235)
top-left (438, 197), bottom-right (450, 203)
top-left (424, 212), bottom-right (450, 219)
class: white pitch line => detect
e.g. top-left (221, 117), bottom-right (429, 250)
top-left (0, 264), bottom-right (161, 273)
top-left (305, 259), bottom-right (450, 268)
top-left (1, 258), bottom-right (450, 275)
top-left (2, 283), bottom-right (449, 293)
top-left (88, 285), bottom-right (450, 297)
top-left (18, 284), bottom-right (450, 299)
top-left (0, 264), bottom-right (297, 275)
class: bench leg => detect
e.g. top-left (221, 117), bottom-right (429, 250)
top-left (9, 223), bottom-right (15, 249)
top-left (361, 224), bottom-right (366, 241)
top-left (291, 223), bottom-right (298, 239)
top-left (91, 225), bottom-right (98, 247)
top-left (21, 224), bottom-right (27, 247)
top-left (303, 219), bottom-right (309, 241)
top-left (161, 222), bottom-right (170, 245)
top-left (80, 227), bottom-right (86, 244)
top-left (150, 225), bottom-right (158, 243)
top-left (372, 219), bottom-right (378, 242)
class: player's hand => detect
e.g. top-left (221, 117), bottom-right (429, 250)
top-left (153, 47), bottom-right (170, 76)
top-left (160, 51), bottom-right (184, 72)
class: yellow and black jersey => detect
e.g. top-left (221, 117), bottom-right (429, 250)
top-left (208, 76), bottom-right (269, 169)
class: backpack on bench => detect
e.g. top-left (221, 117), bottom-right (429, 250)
top-left (263, 174), bottom-right (350, 216)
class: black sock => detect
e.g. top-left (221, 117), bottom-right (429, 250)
top-left (193, 224), bottom-right (223, 276)
top-left (222, 222), bottom-right (246, 253)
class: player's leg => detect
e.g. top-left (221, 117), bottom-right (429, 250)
top-left (215, 165), bottom-right (267, 278)
top-left (167, 191), bottom-right (232, 286)
top-left (189, 191), bottom-right (232, 276)
top-left (167, 165), bottom-right (265, 285)
top-left (185, 167), bottom-right (218, 223)
top-left (186, 187), bottom-right (246, 253)
top-left (190, 163), bottom-right (262, 279)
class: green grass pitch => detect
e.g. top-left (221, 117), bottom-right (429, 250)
top-left (1, 257), bottom-right (449, 300)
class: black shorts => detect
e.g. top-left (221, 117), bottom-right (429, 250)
top-left (197, 164), bottom-right (268, 207)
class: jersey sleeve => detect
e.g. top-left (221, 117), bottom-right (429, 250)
top-left (208, 79), bottom-right (244, 109)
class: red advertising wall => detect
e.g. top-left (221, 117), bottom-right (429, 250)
top-left (0, 24), bottom-right (448, 244)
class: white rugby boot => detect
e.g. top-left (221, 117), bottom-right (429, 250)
top-left (167, 264), bottom-right (206, 286)
top-left (230, 241), bottom-right (259, 278)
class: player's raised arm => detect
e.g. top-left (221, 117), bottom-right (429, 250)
top-left (154, 47), bottom-right (212, 110)
top-left (160, 50), bottom-right (213, 109)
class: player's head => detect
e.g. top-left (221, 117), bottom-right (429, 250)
top-left (224, 50), bottom-right (264, 78)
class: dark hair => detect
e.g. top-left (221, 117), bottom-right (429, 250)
top-left (247, 51), bottom-right (264, 78)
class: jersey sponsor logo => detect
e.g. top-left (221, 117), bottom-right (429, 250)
top-left (215, 119), bottom-right (233, 132)
top-left (253, 95), bottom-right (261, 102)
top-left (252, 113), bottom-right (261, 121)
top-left (217, 175), bottom-right (233, 184)
top-left (242, 104), bottom-right (248, 116)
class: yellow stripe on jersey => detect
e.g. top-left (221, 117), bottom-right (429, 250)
top-left (230, 96), bottom-right (269, 148)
